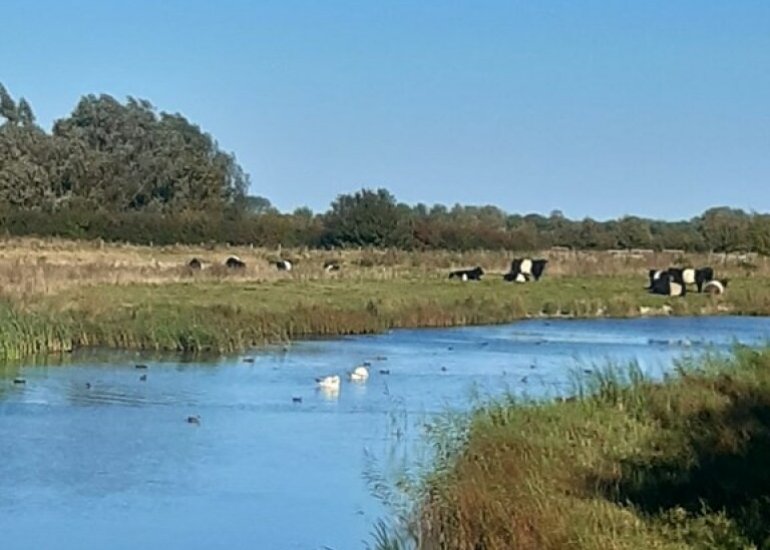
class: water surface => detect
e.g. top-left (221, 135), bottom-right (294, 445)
top-left (1, 316), bottom-right (769, 549)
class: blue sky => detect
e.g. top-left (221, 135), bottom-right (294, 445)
top-left (1, 1), bottom-right (768, 220)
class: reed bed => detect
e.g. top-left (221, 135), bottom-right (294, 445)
top-left (373, 348), bottom-right (770, 550)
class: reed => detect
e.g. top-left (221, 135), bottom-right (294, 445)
top-left (374, 348), bottom-right (770, 549)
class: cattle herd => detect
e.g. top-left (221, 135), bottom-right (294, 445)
top-left (449, 258), bottom-right (549, 283)
top-left (185, 255), bottom-right (730, 297)
top-left (647, 266), bottom-right (728, 296)
top-left (447, 258), bottom-right (730, 296)
top-left (186, 256), bottom-right (341, 272)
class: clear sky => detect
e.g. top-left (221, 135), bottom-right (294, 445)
top-left (1, 1), bottom-right (768, 220)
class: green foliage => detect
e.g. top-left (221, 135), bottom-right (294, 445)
top-left (2, 82), bottom-right (770, 253)
top-left (322, 188), bottom-right (409, 247)
top-left (0, 84), bottom-right (247, 216)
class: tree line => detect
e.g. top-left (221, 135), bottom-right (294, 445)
top-left (0, 83), bottom-right (767, 253)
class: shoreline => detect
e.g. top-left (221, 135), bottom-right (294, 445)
top-left (0, 286), bottom-right (757, 363)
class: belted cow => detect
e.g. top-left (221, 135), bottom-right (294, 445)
top-left (449, 266), bottom-right (484, 281)
top-left (225, 256), bottom-right (246, 269)
top-left (703, 278), bottom-right (729, 295)
top-left (504, 258), bottom-right (548, 282)
top-left (649, 271), bottom-right (686, 296)
top-left (274, 259), bottom-right (293, 271)
top-left (666, 267), bottom-right (715, 293)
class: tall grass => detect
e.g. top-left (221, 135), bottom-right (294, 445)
top-left (374, 347), bottom-right (770, 549)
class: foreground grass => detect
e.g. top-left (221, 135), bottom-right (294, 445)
top-left (379, 348), bottom-right (770, 550)
top-left (0, 274), bottom-right (768, 360)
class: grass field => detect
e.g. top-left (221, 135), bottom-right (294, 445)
top-left (0, 237), bottom-right (769, 359)
top-left (373, 347), bottom-right (770, 550)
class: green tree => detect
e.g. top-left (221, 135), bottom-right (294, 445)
top-left (322, 188), bottom-right (408, 247)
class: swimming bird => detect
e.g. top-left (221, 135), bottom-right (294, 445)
top-left (440, 366), bottom-right (448, 372)
top-left (135, 364), bottom-right (148, 370)
top-left (139, 374), bottom-right (147, 382)
top-left (292, 396), bottom-right (303, 404)
top-left (316, 375), bottom-right (341, 391)
top-left (13, 378), bottom-right (26, 385)
top-left (379, 369), bottom-right (391, 375)
top-left (243, 357), bottom-right (255, 363)
top-left (186, 415), bottom-right (201, 425)
top-left (349, 366), bottom-right (369, 382)
top-left (85, 382), bottom-right (92, 389)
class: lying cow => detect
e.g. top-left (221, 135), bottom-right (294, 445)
top-left (449, 266), bottom-right (484, 281)
top-left (504, 258), bottom-right (548, 282)
top-left (225, 256), bottom-right (246, 269)
top-left (649, 271), bottom-right (686, 297)
top-left (323, 260), bottom-right (341, 272)
top-left (703, 278), bottom-right (729, 295)
top-left (666, 267), bottom-right (714, 293)
top-left (274, 259), bottom-right (293, 271)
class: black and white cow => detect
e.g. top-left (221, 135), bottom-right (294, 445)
top-left (666, 267), bottom-right (715, 293)
top-left (503, 271), bottom-right (528, 283)
top-left (647, 269), bottom-right (665, 289)
top-left (649, 271), bottom-right (686, 297)
top-left (323, 260), bottom-right (341, 272)
top-left (225, 256), bottom-right (246, 269)
top-left (274, 259), bottom-right (293, 271)
top-left (695, 267), bottom-right (715, 292)
top-left (703, 278), bottom-right (728, 295)
top-left (448, 266), bottom-right (484, 281)
top-left (504, 258), bottom-right (548, 282)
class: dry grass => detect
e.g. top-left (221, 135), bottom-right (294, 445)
top-left (0, 237), bottom-right (766, 301)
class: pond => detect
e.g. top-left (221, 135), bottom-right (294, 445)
top-left (1, 316), bottom-right (770, 549)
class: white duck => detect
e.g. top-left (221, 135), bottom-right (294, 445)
top-left (316, 375), bottom-right (341, 391)
top-left (349, 365), bottom-right (369, 382)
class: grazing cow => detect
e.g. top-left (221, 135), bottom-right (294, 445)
top-left (695, 267), bottom-right (714, 293)
top-left (225, 256), bottom-right (246, 269)
top-left (666, 266), bottom-right (715, 293)
top-left (448, 266), bottom-right (484, 281)
top-left (505, 258), bottom-right (548, 282)
top-left (274, 259), bottom-right (293, 271)
top-left (324, 260), bottom-right (341, 272)
top-left (703, 278), bottom-right (728, 295)
top-left (649, 272), bottom-right (686, 297)
top-left (188, 258), bottom-right (203, 270)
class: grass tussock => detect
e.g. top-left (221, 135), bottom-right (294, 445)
top-left (380, 348), bottom-right (770, 550)
top-left (0, 237), bottom-right (767, 359)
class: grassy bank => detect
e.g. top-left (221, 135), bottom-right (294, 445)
top-left (0, 238), bottom-right (769, 359)
top-left (1, 275), bottom-right (768, 360)
top-left (376, 347), bottom-right (770, 550)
